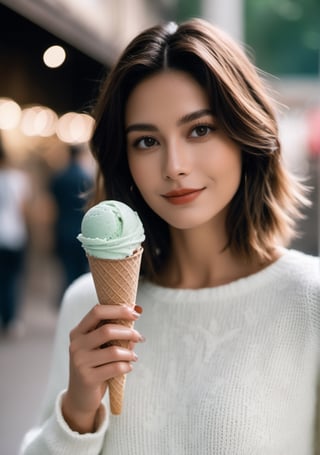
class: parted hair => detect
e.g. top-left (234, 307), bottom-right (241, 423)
top-left (90, 17), bottom-right (309, 279)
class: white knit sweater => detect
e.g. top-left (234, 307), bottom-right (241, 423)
top-left (20, 249), bottom-right (320, 455)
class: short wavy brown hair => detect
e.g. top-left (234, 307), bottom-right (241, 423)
top-left (90, 18), bottom-right (309, 279)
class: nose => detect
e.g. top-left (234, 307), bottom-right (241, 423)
top-left (162, 139), bottom-right (191, 180)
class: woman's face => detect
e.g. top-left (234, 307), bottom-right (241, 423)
top-left (126, 70), bottom-right (242, 230)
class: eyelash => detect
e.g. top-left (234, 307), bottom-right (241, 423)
top-left (131, 122), bottom-right (216, 149)
top-left (190, 123), bottom-right (215, 137)
top-left (132, 136), bottom-right (158, 149)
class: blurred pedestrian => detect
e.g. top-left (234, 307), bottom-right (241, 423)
top-left (49, 144), bottom-right (93, 303)
top-left (0, 136), bottom-right (32, 337)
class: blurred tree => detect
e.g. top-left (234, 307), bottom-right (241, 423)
top-left (147, 0), bottom-right (176, 20)
top-left (175, 0), bottom-right (201, 21)
top-left (148, 0), bottom-right (200, 22)
top-left (245, 0), bottom-right (320, 76)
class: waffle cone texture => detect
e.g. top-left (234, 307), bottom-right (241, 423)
top-left (87, 248), bottom-right (143, 415)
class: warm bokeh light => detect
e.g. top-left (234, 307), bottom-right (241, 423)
top-left (56, 112), bottom-right (95, 143)
top-left (0, 98), bottom-right (21, 130)
top-left (43, 45), bottom-right (66, 68)
top-left (20, 106), bottom-right (58, 137)
top-left (0, 97), bottom-right (95, 145)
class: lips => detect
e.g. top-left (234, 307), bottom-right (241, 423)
top-left (162, 187), bottom-right (204, 205)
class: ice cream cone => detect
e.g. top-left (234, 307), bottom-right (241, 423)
top-left (87, 247), bottom-right (143, 415)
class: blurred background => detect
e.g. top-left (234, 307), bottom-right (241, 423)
top-left (0, 0), bottom-right (319, 453)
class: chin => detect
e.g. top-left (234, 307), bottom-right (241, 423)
top-left (165, 216), bottom-right (214, 231)
top-left (163, 207), bottom-right (228, 232)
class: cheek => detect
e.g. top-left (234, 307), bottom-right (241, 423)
top-left (224, 142), bottom-right (241, 170)
top-left (222, 154), bottom-right (242, 180)
top-left (205, 148), bottom-right (242, 181)
top-left (128, 156), bottom-right (152, 194)
top-left (222, 163), bottom-right (242, 195)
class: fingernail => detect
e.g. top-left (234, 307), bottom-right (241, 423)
top-left (134, 330), bottom-right (146, 342)
top-left (133, 352), bottom-right (138, 361)
top-left (134, 305), bottom-right (143, 314)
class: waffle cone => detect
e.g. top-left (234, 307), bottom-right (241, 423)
top-left (87, 248), bottom-right (143, 415)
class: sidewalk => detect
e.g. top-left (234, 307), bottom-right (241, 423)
top-left (0, 252), bottom-right (60, 455)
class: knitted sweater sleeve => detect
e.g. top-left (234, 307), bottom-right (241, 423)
top-left (19, 274), bottom-right (109, 455)
top-left (309, 257), bottom-right (320, 455)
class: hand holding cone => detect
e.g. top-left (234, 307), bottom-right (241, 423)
top-left (87, 248), bottom-right (143, 414)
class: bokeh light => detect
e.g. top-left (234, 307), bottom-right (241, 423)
top-left (0, 98), bottom-right (21, 130)
top-left (43, 45), bottom-right (66, 68)
top-left (20, 105), bottom-right (58, 137)
top-left (56, 112), bottom-right (95, 143)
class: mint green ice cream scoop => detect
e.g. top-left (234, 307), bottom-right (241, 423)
top-left (77, 200), bottom-right (145, 259)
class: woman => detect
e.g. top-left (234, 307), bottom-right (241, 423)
top-left (20, 18), bottom-right (320, 454)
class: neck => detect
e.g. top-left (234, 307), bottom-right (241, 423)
top-left (156, 223), bottom-right (277, 289)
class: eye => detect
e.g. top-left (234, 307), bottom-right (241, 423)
top-left (133, 136), bottom-right (158, 149)
top-left (190, 124), bottom-right (213, 138)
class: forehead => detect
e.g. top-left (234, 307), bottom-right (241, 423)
top-left (125, 70), bottom-right (210, 124)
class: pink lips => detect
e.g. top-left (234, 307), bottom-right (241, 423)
top-left (162, 188), bottom-right (204, 205)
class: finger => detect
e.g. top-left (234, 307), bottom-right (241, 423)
top-left (70, 357), bottom-right (134, 388)
top-left (90, 345), bottom-right (138, 368)
top-left (70, 344), bottom-right (137, 372)
top-left (71, 304), bottom-right (139, 338)
top-left (77, 323), bottom-right (144, 351)
top-left (94, 361), bottom-right (134, 383)
top-left (128, 340), bottom-right (137, 351)
top-left (95, 323), bottom-right (144, 349)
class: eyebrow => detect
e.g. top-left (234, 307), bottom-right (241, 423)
top-left (125, 108), bottom-right (213, 134)
top-left (178, 109), bottom-right (213, 126)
